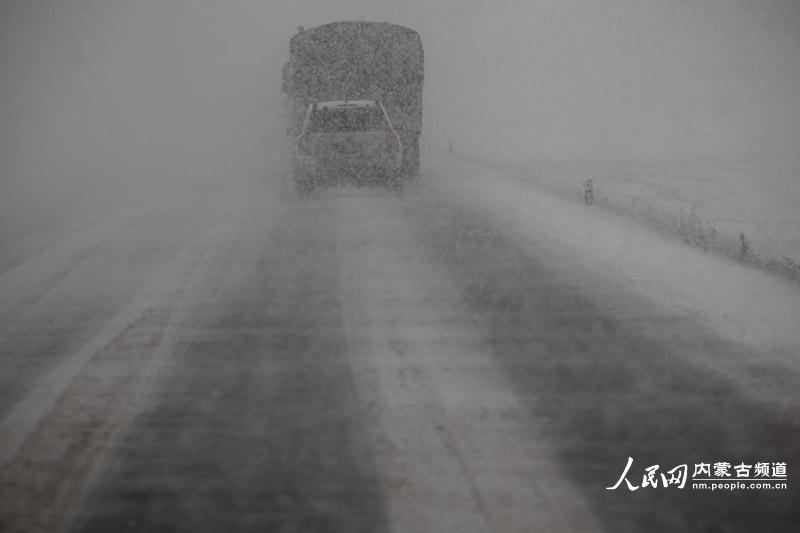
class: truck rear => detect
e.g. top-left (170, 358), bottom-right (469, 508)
top-left (282, 21), bottom-right (423, 176)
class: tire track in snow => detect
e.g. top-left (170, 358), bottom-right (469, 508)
top-left (335, 191), bottom-right (601, 532)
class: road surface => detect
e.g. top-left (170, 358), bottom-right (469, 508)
top-left (1, 159), bottom-right (799, 532)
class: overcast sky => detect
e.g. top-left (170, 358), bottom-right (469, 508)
top-left (1, 0), bottom-right (799, 199)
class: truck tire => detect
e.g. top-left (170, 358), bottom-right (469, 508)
top-left (294, 167), bottom-right (314, 197)
top-left (387, 170), bottom-right (403, 192)
top-left (403, 135), bottom-right (420, 177)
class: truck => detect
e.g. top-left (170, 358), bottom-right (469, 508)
top-left (282, 21), bottom-right (424, 175)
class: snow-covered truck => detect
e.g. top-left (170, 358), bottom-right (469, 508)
top-left (282, 21), bottom-right (424, 174)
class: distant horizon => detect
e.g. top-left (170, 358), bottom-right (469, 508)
top-left (1, 0), bottom-right (798, 191)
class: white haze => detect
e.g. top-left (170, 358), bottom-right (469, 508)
top-left (1, 0), bottom-right (799, 219)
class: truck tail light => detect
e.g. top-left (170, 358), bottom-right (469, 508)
top-left (298, 133), bottom-right (313, 154)
top-left (386, 131), bottom-right (400, 152)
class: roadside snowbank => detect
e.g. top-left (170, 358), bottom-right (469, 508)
top-left (426, 153), bottom-right (800, 358)
top-left (456, 154), bottom-right (800, 278)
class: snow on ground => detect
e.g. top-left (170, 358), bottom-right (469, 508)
top-left (425, 152), bottom-right (800, 360)
top-left (456, 153), bottom-right (800, 270)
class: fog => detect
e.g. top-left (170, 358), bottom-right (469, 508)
top-left (2, 4), bottom-right (800, 530)
top-left (2, 0), bottom-right (799, 215)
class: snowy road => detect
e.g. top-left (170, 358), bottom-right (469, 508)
top-left (1, 156), bottom-right (799, 532)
